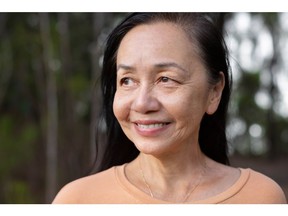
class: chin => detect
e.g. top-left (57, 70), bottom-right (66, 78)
top-left (133, 140), bottom-right (174, 156)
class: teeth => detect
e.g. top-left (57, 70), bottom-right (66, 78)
top-left (137, 123), bottom-right (166, 129)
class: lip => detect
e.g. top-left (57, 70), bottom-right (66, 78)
top-left (133, 120), bottom-right (171, 136)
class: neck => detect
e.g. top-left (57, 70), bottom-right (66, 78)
top-left (128, 144), bottom-right (207, 202)
top-left (139, 146), bottom-right (206, 185)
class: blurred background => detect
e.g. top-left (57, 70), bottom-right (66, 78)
top-left (0, 13), bottom-right (287, 203)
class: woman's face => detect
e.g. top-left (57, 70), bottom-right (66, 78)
top-left (113, 22), bottom-right (223, 156)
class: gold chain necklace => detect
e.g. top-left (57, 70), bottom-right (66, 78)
top-left (140, 162), bottom-right (154, 198)
top-left (139, 158), bottom-right (206, 203)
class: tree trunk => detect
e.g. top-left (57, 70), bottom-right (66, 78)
top-left (40, 13), bottom-right (58, 203)
top-left (267, 40), bottom-right (278, 160)
top-left (265, 14), bottom-right (280, 160)
top-left (0, 14), bottom-right (12, 110)
top-left (90, 13), bottom-right (106, 170)
top-left (0, 38), bottom-right (13, 110)
top-left (57, 13), bottom-right (77, 179)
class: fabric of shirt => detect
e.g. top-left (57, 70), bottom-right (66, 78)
top-left (54, 164), bottom-right (287, 204)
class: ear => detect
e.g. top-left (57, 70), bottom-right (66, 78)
top-left (206, 72), bottom-right (225, 115)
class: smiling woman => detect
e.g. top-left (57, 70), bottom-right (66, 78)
top-left (52, 13), bottom-right (287, 204)
top-left (114, 22), bottom-right (221, 157)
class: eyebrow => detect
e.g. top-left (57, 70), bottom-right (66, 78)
top-left (117, 62), bottom-right (188, 74)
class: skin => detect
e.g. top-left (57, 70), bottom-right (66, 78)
top-left (115, 24), bottom-right (213, 157)
top-left (114, 22), bottom-right (240, 202)
top-left (52, 21), bottom-right (240, 204)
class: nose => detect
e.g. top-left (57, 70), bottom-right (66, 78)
top-left (131, 85), bottom-right (160, 114)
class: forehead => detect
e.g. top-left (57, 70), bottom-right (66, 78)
top-left (119, 22), bottom-right (190, 49)
top-left (117, 22), bottom-right (200, 65)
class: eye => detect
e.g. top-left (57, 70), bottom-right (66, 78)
top-left (158, 76), bottom-right (177, 84)
top-left (156, 76), bottom-right (180, 88)
top-left (120, 77), bottom-right (135, 86)
top-left (160, 76), bottom-right (170, 83)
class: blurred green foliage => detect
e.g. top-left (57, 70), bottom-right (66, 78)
top-left (0, 115), bottom-right (38, 203)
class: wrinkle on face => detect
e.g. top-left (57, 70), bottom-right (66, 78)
top-left (113, 22), bottom-right (220, 156)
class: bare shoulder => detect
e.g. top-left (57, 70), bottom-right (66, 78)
top-left (52, 167), bottom-right (115, 204)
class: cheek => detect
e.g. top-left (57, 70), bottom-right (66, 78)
top-left (113, 92), bottom-right (129, 121)
top-left (113, 93), bottom-right (121, 120)
top-left (165, 89), bottom-right (208, 121)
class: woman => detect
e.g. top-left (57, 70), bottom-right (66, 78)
top-left (53, 13), bottom-right (286, 204)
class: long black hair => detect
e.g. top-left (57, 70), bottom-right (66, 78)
top-left (95, 13), bottom-right (232, 172)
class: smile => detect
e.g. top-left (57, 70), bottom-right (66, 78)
top-left (136, 123), bottom-right (168, 129)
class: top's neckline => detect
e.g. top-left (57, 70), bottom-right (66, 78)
top-left (115, 164), bottom-right (250, 204)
